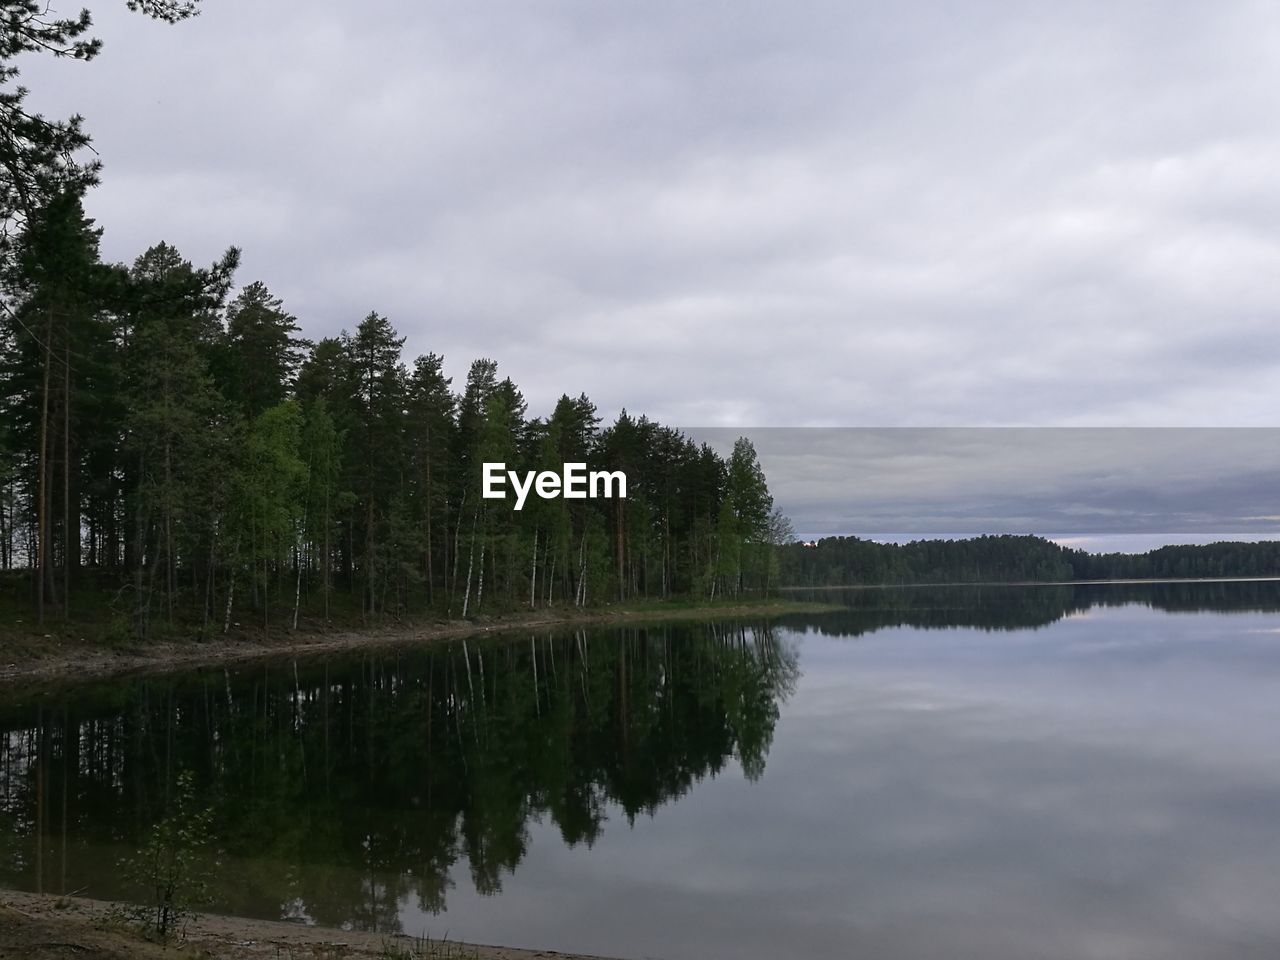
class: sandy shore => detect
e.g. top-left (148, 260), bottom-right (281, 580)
top-left (0, 889), bottom-right (622, 959)
top-left (0, 599), bottom-right (829, 689)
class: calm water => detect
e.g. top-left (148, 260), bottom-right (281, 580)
top-left (5, 582), bottom-right (1280, 959)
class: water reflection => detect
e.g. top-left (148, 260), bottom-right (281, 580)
top-left (5, 584), bottom-right (1280, 959)
top-left (0, 621), bottom-right (797, 931)
top-left (787, 579), bottom-right (1280, 635)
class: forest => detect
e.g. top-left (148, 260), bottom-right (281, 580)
top-left (0, 4), bottom-right (789, 639)
top-left (3, 4), bottom-right (1278, 648)
top-left (0, 3), bottom-right (793, 642)
top-left (0, 207), bottom-right (786, 635)
top-left (779, 534), bottom-right (1280, 586)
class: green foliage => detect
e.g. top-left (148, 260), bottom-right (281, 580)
top-left (225, 401), bottom-right (306, 621)
top-left (118, 243), bottom-right (239, 636)
top-left (116, 769), bottom-right (216, 940)
top-left (220, 281), bottom-right (307, 418)
top-left (101, 610), bottom-right (136, 648)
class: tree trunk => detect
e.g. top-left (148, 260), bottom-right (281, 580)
top-left (132, 453), bottom-right (149, 638)
top-left (461, 504), bottom-right (477, 618)
top-left (36, 310), bottom-right (52, 624)
top-left (616, 498), bottom-right (624, 602)
top-left (0, 485), bottom-right (9, 570)
top-left (545, 541), bottom-right (555, 607)
top-left (202, 521), bottom-right (218, 638)
top-left (450, 488), bottom-right (466, 613)
top-left (292, 541), bottom-right (304, 631)
top-left (163, 436), bottom-right (174, 625)
top-left (223, 568), bottom-right (236, 634)
top-left (294, 458), bottom-right (310, 631)
top-left (63, 340), bottom-right (72, 618)
top-left (323, 481), bottom-right (330, 620)
top-left (529, 528), bottom-right (538, 609)
top-left (474, 512), bottom-right (486, 614)
top-left (424, 455), bottom-right (434, 606)
top-left (364, 500), bottom-right (375, 619)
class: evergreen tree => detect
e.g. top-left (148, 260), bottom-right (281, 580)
top-left (405, 353), bottom-right (453, 607)
top-left (342, 311), bottom-right (407, 616)
top-left (220, 281), bottom-right (306, 419)
top-left (119, 241), bottom-right (237, 636)
top-left (0, 187), bottom-right (104, 620)
top-left (300, 396), bottom-right (342, 621)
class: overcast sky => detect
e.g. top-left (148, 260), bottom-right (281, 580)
top-left (22, 2), bottom-right (1280, 545)
top-left (25, 0), bottom-right (1280, 429)
top-left (691, 428), bottom-right (1280, 545)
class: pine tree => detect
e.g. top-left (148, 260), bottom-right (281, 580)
top-left (220, 281), bottom-right (306, 419)
top-left (119, 241), bottom-right (237, 637)
top-left (0, 187), bottom-right (104, 621)
top-left (342, 312), bottom-right (406, 616)
top-left (405, 353), bottom-right (453, 608)
top-left (300, 396), bottom-right (342, 620)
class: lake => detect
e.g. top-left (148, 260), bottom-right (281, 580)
top-left (4, 581), bottom-right (1280, 959)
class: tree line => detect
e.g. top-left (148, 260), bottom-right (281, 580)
top-left (0, 2), bottom-right (790, 638)
top-left (779, 534), bottom-right (1280, 586)
top-left (0, 198), bottom-right (785, 635)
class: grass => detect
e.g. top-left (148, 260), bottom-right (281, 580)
top-left (376, 936), bottom-right (482, 960)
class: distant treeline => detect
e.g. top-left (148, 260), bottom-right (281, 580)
top-left (779, 534), bottom-right (1280, 586)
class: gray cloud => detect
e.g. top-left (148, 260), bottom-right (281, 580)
top-left (691, 428), bottom-right (1280, 542)
top-left (18, 0), bottom-right (1280, 427)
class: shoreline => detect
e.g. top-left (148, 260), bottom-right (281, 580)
top-left (0, 598), bottom-right (833, 688)
top-left (778, 575), bottom-right (1280, 590)
top-left (0, 888), bottom-right (621, 960)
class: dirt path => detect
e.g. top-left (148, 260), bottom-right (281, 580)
top-left (0, 889), bottom-right (623, 959)
top-left (0, 600), bottom-right (830, 688)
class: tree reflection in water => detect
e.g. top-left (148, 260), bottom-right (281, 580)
top-left (0, 620), bottom-right (798, 932)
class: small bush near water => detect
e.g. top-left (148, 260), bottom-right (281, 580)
top-left (113, 769), bottom-right (217, 940)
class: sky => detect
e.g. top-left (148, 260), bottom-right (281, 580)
top-left (692, 428), bottom-right (1280, 545)
top-left (23, 0), bottom-right (1280, 428)
top-left (20, 1), bottom-right (1280, 544)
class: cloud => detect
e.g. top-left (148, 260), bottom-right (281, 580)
top-left (691, 428), bottom-right (1280, 540)
top-left (17, 0), bottom-right (1280, 428)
